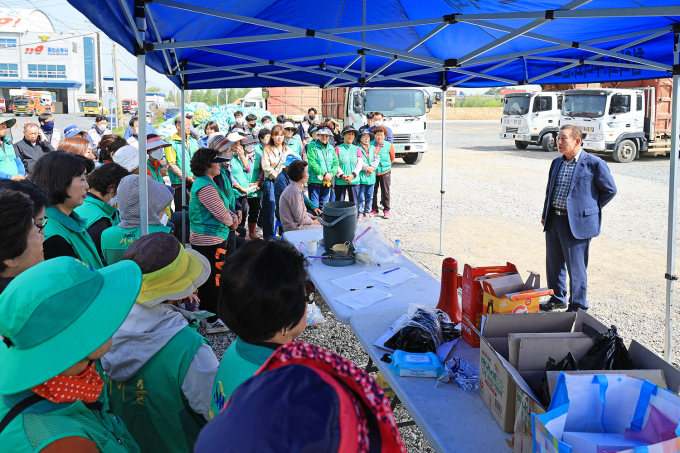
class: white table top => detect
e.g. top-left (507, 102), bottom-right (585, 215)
top-left (283, 228), bottom-right (441, 324)
top-left (350, 309), bottom-right (512, 453)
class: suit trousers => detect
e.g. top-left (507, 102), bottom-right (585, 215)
top-left (545, 212), bottom-right (590, 309)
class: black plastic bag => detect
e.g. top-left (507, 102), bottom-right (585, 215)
top-left (538, 352), bottom-right (579, 407)
top-left (578, 323), bottom-right (636, 371)
top-left (385, 306), bottom-right (460, 353)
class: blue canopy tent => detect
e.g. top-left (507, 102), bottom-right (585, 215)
top-left (68, 0), bottom-right (680, 361)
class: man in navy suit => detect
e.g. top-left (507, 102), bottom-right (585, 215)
top-left (541, 125), bottom-right (617, 312)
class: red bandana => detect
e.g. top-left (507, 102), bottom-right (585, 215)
top-left (31, 362), bottom-right (104, 404)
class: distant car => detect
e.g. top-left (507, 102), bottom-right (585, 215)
top-left (164, 107), bottom-right (180, 120)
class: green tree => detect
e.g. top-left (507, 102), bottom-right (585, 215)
top-left (227, 88), bottom-right (237, 104)
top-left (147, 86), bottom-right (161, 93)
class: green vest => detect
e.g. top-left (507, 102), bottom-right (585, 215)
top-left (0, 136), bottom-right (19, 177)
top-left (74, 195), bottom-right (120, 230)
top-left (147, 161), bottom-right (164, 183)
top-left (359, 144), bottom-right (377, 185)
top-left (247, 150), bottom-right (262, 199)
top-left (44, 207), bottom-right (104, 269)
top-left (375, 141), bottom-right (392, 174)
top-left (189, 176), bottom-right (231, 241)
top-left (230, 156), bottom-right (250, 198)
top-left (218, 166), bottom-right (237, 210)
top-left (108, 327), bottom-right (208, 453)
top-left (167, 137), bottom-right (198, 185)
top-left (100, 225), bottom-right (172, 265)
top-left (286, 138), bottom-right (302, 157)
top-left (307, 140), bottom-right (337, 184)
top-left (0, 362), bottom-right (140, 453)
top-left (210, 337), bottom-right (275, 420)
top-left (336, 143), bottom-right (360, 186)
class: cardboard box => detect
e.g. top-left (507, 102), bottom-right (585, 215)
top-left (461, 262), bottom-right (517, 348)
top-left (481, 271), bottom-right (552, 331)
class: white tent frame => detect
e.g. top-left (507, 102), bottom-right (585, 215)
top-left (119, 0), bottom-right (679, 362)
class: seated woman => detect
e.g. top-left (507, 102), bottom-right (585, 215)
top-left (279, 160), bottom-right (322, 232)
top-left (102, 232), bottom-right (219, 453)
top-left (0, 256), bottom-right (143, 453)
top-left (0, 186), bottom-right (45, 294)
top-left (274, 154), bottom-right (321, 223)
top-left (100, 174), bottom-right (173, 264)
top-left (209, 239), bottom-right (310, 417)
top-left (198, 241), bottom-right (406, 453)
top-left (73, 162), bottom-right (130, 262)
top-left (31, 151), bottom-right (104, 269)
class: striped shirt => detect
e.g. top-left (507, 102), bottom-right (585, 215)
top-left (551, 150), bottom-right (582, 210)
top-left (190, 185), bottom-right (235, 246)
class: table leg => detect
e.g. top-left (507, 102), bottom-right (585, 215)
top-left (364, 358), bottom-right (378, 373)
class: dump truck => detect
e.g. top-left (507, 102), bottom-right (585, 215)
top-left (264, 87), bottom-right (322, 123)
top-left (500, 91), bottom-right (563, 151)
top-left (559, 78), bottom-right (672, 163)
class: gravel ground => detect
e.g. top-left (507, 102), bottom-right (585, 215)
top-left (201, 120), bottom-right (680, 452)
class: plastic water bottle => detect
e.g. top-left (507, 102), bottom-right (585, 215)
top-left (394, 239), bottom-right (403, 263)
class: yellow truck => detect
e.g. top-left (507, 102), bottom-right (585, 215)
top-left (83, 100), bottom-right (109, 117)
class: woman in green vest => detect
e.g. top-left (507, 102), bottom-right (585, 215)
top-left (229, 134), bottom-right (262, 240)
top-left (189, 147), bottom-right (237, 333)
top-left (31, 151), bottom-right (104, 269)
top-left (102, 232), bottom-right (219, 453)
top-left (369, 126), bottom-right (396, 220)
top-left (0, 117), bottom-right (26, 181)
top-left (357, 130), bottom-right (379, 217)
top-left (165, 116), bottom-right (199, 213)
top-left (210, 239), bottom-right (309, 419)
top-left (146, 134), bottom-right (170, 183)
top-left (306, 123), bottom-right (339, 209)
top-left (0, 256), bottom-right (143, 453)
top-left (100, 174), bottom-right (173, 265)
top-left (334, 125), bottom-right (364, 203)
top-left (74, 162), bottom-right (130, 263)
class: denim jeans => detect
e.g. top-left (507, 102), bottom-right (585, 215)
top-left (308, 183), bottom-right (331, 209)
top-left (261, 179), bottom-right (276, 239)
top-left (357, 184), bottom-right (374, 214)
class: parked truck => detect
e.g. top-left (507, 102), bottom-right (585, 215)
top-left (9, 90), bottom-right (53, 116)
top-left (322, 87), bottom-right (431, 165)
top-left (500, 90), bottom-right (563, 151)
top-left (122, 99), bottom-right (137, 114)
top-left (83, 100), bottom-right (109, 117)
top-left (559, 79), bottom-right (671, 163)
top-left (264, 87), bottom-right (321, 123)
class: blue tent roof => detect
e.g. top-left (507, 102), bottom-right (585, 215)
top-left (66, 0), bottom-right (680, 89)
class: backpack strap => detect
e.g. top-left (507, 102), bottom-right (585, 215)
top-left (0, 393), bottom-right (44, 435)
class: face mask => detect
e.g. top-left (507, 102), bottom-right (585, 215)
top-left (98, 124), bottom-right (107, 131)
top-left (150, 148), bottom-right (165, 160)
top-left (374, 121), bottom-right (383, 127)
top-left (236, 117), bottom-right (244, 124)
top-left (245, 144), bottom-right (255, 152)
top-left (107, 195), bottom-right (117, 207)
top-left (42, 121), bottom-right (54, 132)
top-left (308, 115), bottom-right (315, 121)
top-left (222, 150), bottom-right (234, 160)
top-left (249, 122), bottom-right (256, 128)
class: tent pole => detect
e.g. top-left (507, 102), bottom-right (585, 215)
top-left (439, 84), bottom-right (446, 256)
top-left (665, 29), bottom-right (680, 363)
top-left (136, 5), bottom-right (148, 236)
top-left (181, 86), bottom-right (187, 246)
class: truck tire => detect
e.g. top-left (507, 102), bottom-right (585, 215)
top-left (402, 153), bottom-right (424, 165)
top-left (541, 133), bottom-right (556, 152)
top-left (612, 139), bottom-right (636, 163)
top-left (515, 141), bottom-right (529, 149)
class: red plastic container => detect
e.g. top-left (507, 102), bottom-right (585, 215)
top-left (436, 258), bottom-right (462, 323)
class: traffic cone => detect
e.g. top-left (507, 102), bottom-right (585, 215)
top-left (436, 258), bottom-right (462, 323)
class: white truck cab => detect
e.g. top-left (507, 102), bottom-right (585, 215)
top-left (500, 91), bottom-right (563, 151)
top-left (560, 89), bottom-right (647, 163)
top-left (346, 87), bottom-right (431, 165)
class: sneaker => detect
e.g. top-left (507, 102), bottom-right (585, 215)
top-left (383, 210), bottom-right (390, 219)
top-left (368, 210), bottom-right (379, 217)
top-left (205, 319), bottom-right (230, 334)
top-left (539, 299), bottom-right (567, 312)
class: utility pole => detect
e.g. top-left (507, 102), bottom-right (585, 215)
top-left (96, 32), bottom-right (102, 108)
top-left (112, 43), bottom-right (122, 128)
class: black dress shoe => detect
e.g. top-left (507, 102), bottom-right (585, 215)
top-left (539, 300), bottom-right (568, 311)
top-left (566, 304), bottom-right (587, 313)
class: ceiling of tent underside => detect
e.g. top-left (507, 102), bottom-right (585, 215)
top-left (67, 0), bottom-right (680, 88)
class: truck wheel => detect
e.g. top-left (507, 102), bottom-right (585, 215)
top-left (612, 139), bottom-right (636, 163)
top-left (515, 141), bottom-right (529, 149)
top-left (402, 153), bottom-right (424, 165)
top-left (541, 133), bottom-right (556, 152)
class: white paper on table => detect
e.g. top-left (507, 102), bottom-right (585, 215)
top-left (368, 268), bottom-right (418, 287)
top-left (334, 288), bottom-right (392, 310)
top-left (330, 271), bottom-right (379, 291)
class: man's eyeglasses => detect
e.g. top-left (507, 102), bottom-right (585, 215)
top-left (35, 217), bottom-right (48, 233)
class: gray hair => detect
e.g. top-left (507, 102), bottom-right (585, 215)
top-left (24, 123), bottom-right (39, 131)
top-left (560, 124), bottom-right (582, 141)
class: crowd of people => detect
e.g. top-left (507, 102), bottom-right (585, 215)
top-left (0, 108), bottom-right (406, 452)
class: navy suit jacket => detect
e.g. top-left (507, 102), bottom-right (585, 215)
top-left (542, 151), bottom-right (617, 240)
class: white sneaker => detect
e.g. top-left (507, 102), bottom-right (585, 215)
top-left (205, 319), bottom-right (230, 334)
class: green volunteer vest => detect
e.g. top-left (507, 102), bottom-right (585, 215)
top-left (336, 143), bottom-right (360, 186)
top-left (0, 362), bottom-right (139, 453)
top-left (100, 225), bottom-right (172, 265)
top-left (0, 136), bottom-right (19, 177)
top-left (107, 327), bottom-right (208, 453)
top-left (286, 138), bottom-right (302, 157)
top-left (210, 338), bottom-right (275, 420)
top-left (189, 176), bottom-right (231, 241)
top-left (307, 140), bottom-right (336, 184)
top-left (44, 207), bottom-right (104, 269)
top-left (359, 144), bottom-right (377, 185)
top-left (74, 195), bottom-right (120, 230)
top-left (374, 141), bottom-right (392, 174)
top-left (230, 156), bottom-right (251, 198)
top-left (218, 166), bottom-right (237, 210)
top-left (147, 161), bottom-right (163, 183)
top-left (247, 150), bottom-right (262, 199)
top-left (167, 137), bottom-right (198, 185)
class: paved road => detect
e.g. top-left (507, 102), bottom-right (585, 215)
top-left (2, 113), bottom-right (131, 139)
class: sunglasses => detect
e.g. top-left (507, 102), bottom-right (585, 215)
top-left (35, 217), bottom-right (48, 233)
